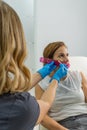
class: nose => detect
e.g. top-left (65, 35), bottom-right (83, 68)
top-left (64, 56), bottom-right (69, 63)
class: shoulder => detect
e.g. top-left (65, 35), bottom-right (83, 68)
top-left (69, 70), bottom-right (80, 75)
top-left (15, 92), bottom-right (39, 107)
top-left (68, 70), bottom-right (82, 82)
top-left (9, 92), bottom-right (40, 113)
top-left (0, 92), bottom-right (40, 129)
top-left (14, 92), bottom-right (40, 124)
top-left (69, 70), bottom-right (81, 77)
top-left (80, 71), bottom-right (87, 83)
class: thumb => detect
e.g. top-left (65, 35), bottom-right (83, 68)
top-left (49, 61), bottom-right (55, 65)
top-left (59, 63), bottom-right (64, 68)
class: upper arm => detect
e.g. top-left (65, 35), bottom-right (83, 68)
top-left (80, 72), bottom-right (87, 102)
top-left (80, 72), bottom-right (87, 87)
top-left (35, 84), bottom-right (44, 99)
top-left (35, 84), bottom-right (50, 124)
top-left (36, 100), bottom-right (50, 124)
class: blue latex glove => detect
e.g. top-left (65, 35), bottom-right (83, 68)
top-left (50, 63), bottom-right (68, 82)
top-left (37, 61), bottom-right (56, 78)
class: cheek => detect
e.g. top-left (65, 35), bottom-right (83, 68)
top-left (53, 57), bottom-right (58, 60)
top-left (53, 56), bottom-right (62, 63)
top-left (53, 55), bottom-right (58, 60)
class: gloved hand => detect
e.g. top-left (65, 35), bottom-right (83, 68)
top-left (50, 63), bottom-right (68, 82)
top-left (37, 61), bottom-right (56, 78)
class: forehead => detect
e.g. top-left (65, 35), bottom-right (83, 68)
top-left (54, 46), bottom-right (68, 54)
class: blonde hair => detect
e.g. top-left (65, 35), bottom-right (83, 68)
top-left (0, 1), bottom-right (31, 95)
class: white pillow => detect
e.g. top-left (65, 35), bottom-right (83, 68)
top-left (69, 56), bottom-right (87, 76)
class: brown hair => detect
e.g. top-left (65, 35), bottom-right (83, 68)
top-left (43, 41), bottom-right (67, 59)
top-left (0, 1), bottom-right (31, 95)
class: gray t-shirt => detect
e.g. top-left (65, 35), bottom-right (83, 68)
top-left (0, 92), bottom-right (40, 130)
top-left (39, 71), bottom-right (87, 121)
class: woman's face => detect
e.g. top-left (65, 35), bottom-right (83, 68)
top-left (53, 46), bottom-right (69, 65)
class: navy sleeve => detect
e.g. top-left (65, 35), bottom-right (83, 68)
top-left (26, 92), bottom-right (40, 128)
top-left (17, 92), bottom-right (40, 130)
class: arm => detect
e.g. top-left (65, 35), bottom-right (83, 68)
top-left (30, 72), bottom-right (42, 89)
top-left (35, 84), bottom-right (68, 130)
top-left (80, 72), bottom-right (87, 102)
top-left (35, 63), bottom-right (68, 125)
top-left (41, 115), bottom-right (68, 130)
top-left (36, 79), bottom-right (58, 124)
top-left (30, 61), bottom-right (56, 89)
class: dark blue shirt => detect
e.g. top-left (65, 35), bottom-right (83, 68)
top-left (0, 92), bottom-right (40, 130)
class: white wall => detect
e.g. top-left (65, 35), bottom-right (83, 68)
top-left (34, 0), bottom-right (87, 70)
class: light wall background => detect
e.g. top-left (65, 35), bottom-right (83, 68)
top-left (34, 0), bottom-right (87, 71)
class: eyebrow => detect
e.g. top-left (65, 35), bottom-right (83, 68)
top-left (57, 52), bottom-right (69, 55)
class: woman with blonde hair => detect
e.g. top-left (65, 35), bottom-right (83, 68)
top-left (0, 1), bottom-right (68, 130)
